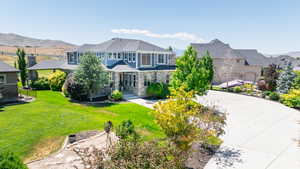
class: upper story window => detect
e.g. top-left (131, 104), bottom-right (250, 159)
top-left (158, 54), bottom-right (165, 64)
top-left (141, 53), bottom-right (151, 66)
top-left (124, 53), bottom-right (128, 60)
top-left (0, 74), bottom-right (6, 84)
top-left (118, 53), bottom-right (122, 59)
top-left (128, 53), bottom-right (132, 62)
top-left (113, 53), bottom-right (117, 59)
top-left (108, 53), bottom-right (112, 59)
top-left (132, 53), bottom-right (136, 62)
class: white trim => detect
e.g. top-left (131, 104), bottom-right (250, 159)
top-left (0, 74), bottom-right (7, 84)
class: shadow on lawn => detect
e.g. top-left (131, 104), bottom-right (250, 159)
top-left (69, 99), bottom-right (118, 108)
top-left (0, 100), bottom-right (30, 111)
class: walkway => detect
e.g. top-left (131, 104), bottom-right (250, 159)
top-left (27, 132), bottom-right (117, 169)
top-left (123, 94), bottom-right (159, 109)
top-left (197, 91), bottom-right (300, 169)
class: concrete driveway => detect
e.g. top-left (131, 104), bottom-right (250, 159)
top-left (197, 91), bottom-right (300, 169)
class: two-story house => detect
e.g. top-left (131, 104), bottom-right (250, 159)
top-left (29, 38), bottom-right (176, 96)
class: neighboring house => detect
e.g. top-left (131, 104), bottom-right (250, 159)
top-left (191, 39), bottom-right (268, 84)
top-left (29, 38), bottom-right (176, 96)
top-left (0, 61), bottom-right (19, 102)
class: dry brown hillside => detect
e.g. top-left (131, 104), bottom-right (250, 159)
top-left (0, 45), bottom-right (75, 56)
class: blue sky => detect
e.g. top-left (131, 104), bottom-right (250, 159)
top-left (0, 0), bottom-right (299, 54)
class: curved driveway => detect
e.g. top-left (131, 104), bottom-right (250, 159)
top-left (197, 91), bottom-right (300, 169)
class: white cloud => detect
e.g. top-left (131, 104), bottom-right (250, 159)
top-left (111, 29), bottom-right (204, 43)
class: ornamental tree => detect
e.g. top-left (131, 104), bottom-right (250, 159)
top-left (153, 85), bottom-right (226, 152)
top-left (16, 48), bottom-right (27, 87)
top-left (74, 53), bottom-right (108, 101)
top-left (264, 64), bottom-right (279, 91)
top-left (171, 46), bottom-right (212, 95)
top-left (276, 61), bottom-right (296, 94)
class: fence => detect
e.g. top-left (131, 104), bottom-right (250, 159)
top-left (18, 88), bottom-right (37, 98)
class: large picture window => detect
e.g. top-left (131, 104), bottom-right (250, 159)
top-left (142, 54), bottom-right (151, 65)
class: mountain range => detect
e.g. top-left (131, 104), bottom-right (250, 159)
top-left (0, 33), bottom-right (76, 47)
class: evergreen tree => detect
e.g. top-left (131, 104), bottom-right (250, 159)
top-left (74, 53), bottom-right (109, 101)
top-left (171, 46), bottom-right (211, 95)
top-left (16, 48), bottom-right (27, 87)
top-left (276, 61), bottom-right (296, 94)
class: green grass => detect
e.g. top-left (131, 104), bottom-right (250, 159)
top-left (0, 91), bottom-right (163, 159)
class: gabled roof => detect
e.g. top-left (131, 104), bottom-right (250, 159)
top-left (191, 39), bottom-right (270, 67)
top-left (191, 39), bottom-right (244, 59)
top-left (234, 49), bottom-right (271, 66)
top-left (72, 38), bottom-right (169, 53)
top-left (28, 60), bottom-right (66, 70)
top-left (0, 61), bottom-right (19, 73)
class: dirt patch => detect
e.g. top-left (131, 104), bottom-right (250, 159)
top-left (24, 136), bottom-right (65, 163)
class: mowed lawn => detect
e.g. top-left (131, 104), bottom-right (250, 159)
top-left (0, 91), bottom-right (163, 160)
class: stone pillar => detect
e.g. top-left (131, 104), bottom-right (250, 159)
top-left (27, 54), bottom-right (38, 80)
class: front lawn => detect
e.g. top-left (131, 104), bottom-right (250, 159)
top-left (0, 91), bottom-right (163, 160)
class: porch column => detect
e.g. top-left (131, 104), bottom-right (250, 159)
top-left (137, 72), bottom-right (145, 96)
top-left (114, 72), bottom-right (120, 91)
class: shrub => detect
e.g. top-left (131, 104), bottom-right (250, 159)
top-left (280, 89), bottom-right (300, 108)
top-left (110, 90), bottom-right (123, 101)
top-left (241, 83), bottom-right (255, 94)
top-left (116, 120), bottom-right (138, 140)
top-left (0, 151), bottom-right (28, 169)
top-left (30, 78), bottom-right (50, 90)
top-left (269, 92), bottom-right (280, 101)
top-left (146, 82), bottom-right (170, 99)
top-left (292, 71), bottom-right (300, 89)
top-left (48, 71), bottom-right (67, 91)
top-left (263, 91), bottom-right (272, 96)
top-left (233, 86), bottom-right (242, 93)
top-left (66, 75), bottom-right (88, 101)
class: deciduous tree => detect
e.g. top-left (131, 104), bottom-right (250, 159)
top-left (153, 85), bottom-right (226, 152)
top-left (74, 53), bottom-right (108, 101)
top-left (171, 46), bottom-right (211, 95)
